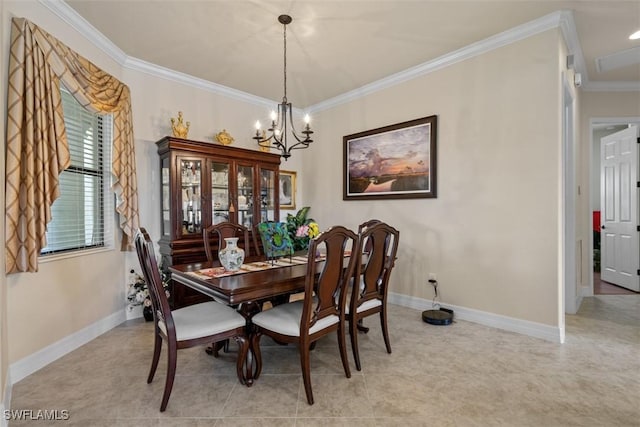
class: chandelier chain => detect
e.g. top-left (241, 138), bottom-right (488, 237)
top-left (283, 21), bottom-right (287, 102)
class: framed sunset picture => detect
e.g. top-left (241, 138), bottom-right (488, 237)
top-left (343, 115), bottom-right (437, 200)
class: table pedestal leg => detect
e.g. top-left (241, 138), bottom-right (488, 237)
top-left (205, 340), bottom-right (228, 357)
top-left (356, 319), bottom-right (369, 333)
top-left (238, 301), bottom-right (263, 385)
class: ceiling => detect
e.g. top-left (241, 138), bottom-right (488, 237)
top-left (63, 0), bottom-right (640, 108)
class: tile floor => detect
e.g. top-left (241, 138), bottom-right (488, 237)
top-left (9, 296), bottom-right (640, 426)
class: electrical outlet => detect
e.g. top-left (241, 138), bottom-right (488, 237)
top-left (428, 273), bottom-right (437, 282)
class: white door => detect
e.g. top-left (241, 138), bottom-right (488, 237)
top-left (600, 126), bottom-right (640, 291)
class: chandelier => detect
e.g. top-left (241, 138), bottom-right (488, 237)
top-left (253, 14), bottom-right (313, 160)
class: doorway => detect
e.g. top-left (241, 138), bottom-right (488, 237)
top-left (589, 119), bottom-right (640, 296)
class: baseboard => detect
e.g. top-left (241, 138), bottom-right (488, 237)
top-left (388, 292), bottom-right (563, 343)
top-left (126, 305), bottom-right (143, 321)
top-left (9, 310), bottom-right (126, 384)
top-left (581, 285), bottom-right (593, 298)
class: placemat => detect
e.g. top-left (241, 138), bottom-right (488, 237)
top-left (187, 255), bottom-right (316, 279)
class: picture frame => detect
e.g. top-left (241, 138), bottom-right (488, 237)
top-left (279, 170), bottom-right (297, 209)
top-left (343, 115), bottom-right (437, 200)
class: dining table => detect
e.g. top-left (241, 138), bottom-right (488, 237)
top-left (169, 253), bottom-right (321, 385)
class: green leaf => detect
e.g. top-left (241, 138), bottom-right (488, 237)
top-left (296, 206), bottom-right (310, 224)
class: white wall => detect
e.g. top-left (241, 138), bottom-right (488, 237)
top-left (302, 30), bottom-right (564, 327)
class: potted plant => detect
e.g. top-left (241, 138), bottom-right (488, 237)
top-left (126, 268), bottom-right (170, 321)
top-left (285, 206), bottom-right (320, 251)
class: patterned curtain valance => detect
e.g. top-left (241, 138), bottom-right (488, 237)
top-left (5, 17), bottom-right (140, 274)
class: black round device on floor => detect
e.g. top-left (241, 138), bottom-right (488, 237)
top-left (422, 307), bottom-right (454, 325)
top-left (423, 279), bottom-right (453, 325)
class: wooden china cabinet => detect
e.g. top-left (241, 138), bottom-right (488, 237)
top-left (156, 136), bottom-right (281, 308)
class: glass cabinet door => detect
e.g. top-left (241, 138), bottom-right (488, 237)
top-left (179, 158), bottom-right (202, 235)
top-left (211, 161), bottom-right (230, 224)
top-left (237, 165), bottom-right (254, 228)
top-left (260, 168), bottom-right (276, 222)
top-left (161, 157), bottom-right (170, 237)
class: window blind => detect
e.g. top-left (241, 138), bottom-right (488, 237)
top-left (41, 88), bottom-right (114, 255)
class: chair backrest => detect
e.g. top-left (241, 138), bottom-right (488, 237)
top-left (358, 219), bottom-right (382, 233)
top-left (301, 226), bottom-right (359, 335)
top-left (353, 222), bottom-right (400, 307)
top-left (251, 225), bottom-right (262, 257)
top-left (203, 222), bottom-right (255, 261)
top-left (358, 219), bottom-right (382, 254)
top-left (135, 228), bottom-right (175, 337)
top-left (256, 221), bottom-right (294, 259)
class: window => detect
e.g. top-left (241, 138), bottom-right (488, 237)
top-left (40, 88), bottom-right (114, 255)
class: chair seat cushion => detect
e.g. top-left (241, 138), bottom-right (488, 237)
top-left (159, 301), bottom-right (245, 341)
top-left (346, 298), bottom-right (382, 315)
top-left (252, 300), bottom-right (339, 337)
top-left (346, 276), bottom-right (382, 314)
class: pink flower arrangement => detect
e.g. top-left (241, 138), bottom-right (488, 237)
top-left (296, 225), bottom-right (309, 237)
top-left (286, 207), bottom-right (320, 251)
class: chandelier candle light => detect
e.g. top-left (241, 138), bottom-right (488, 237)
top-left (253, 14), bottom-right (313, 160)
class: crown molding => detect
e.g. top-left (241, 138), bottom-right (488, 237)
top-left (583, 81), bottom-right (640, 92)
top-left (39, 3), bottom-right (640, 110)
top-left (122, 57), bottom-right (277, 109)
top-left (557, 10), bottom-right (589, 86)
top-left (39, 0), bottom-right (278, 108)
top-left (596, 46), bottom-right (640, 73)
top-left (308, 11), bottom-right (569, 113)
top-left (39, 0), bottom-right (127, 64)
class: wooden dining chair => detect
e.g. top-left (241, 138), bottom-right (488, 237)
top-left (203, 221), bottom-right (261, 260)
top-left (351, 219), bottom-right (383, 332)
top-left (348, 221), bottom-right (399, 371)
top-left (358, 219), bottom-right (382, 254)
top-left (250, 226), bottom-right (359, 405)
top-left (134, 228), bottom-right (250, 412)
